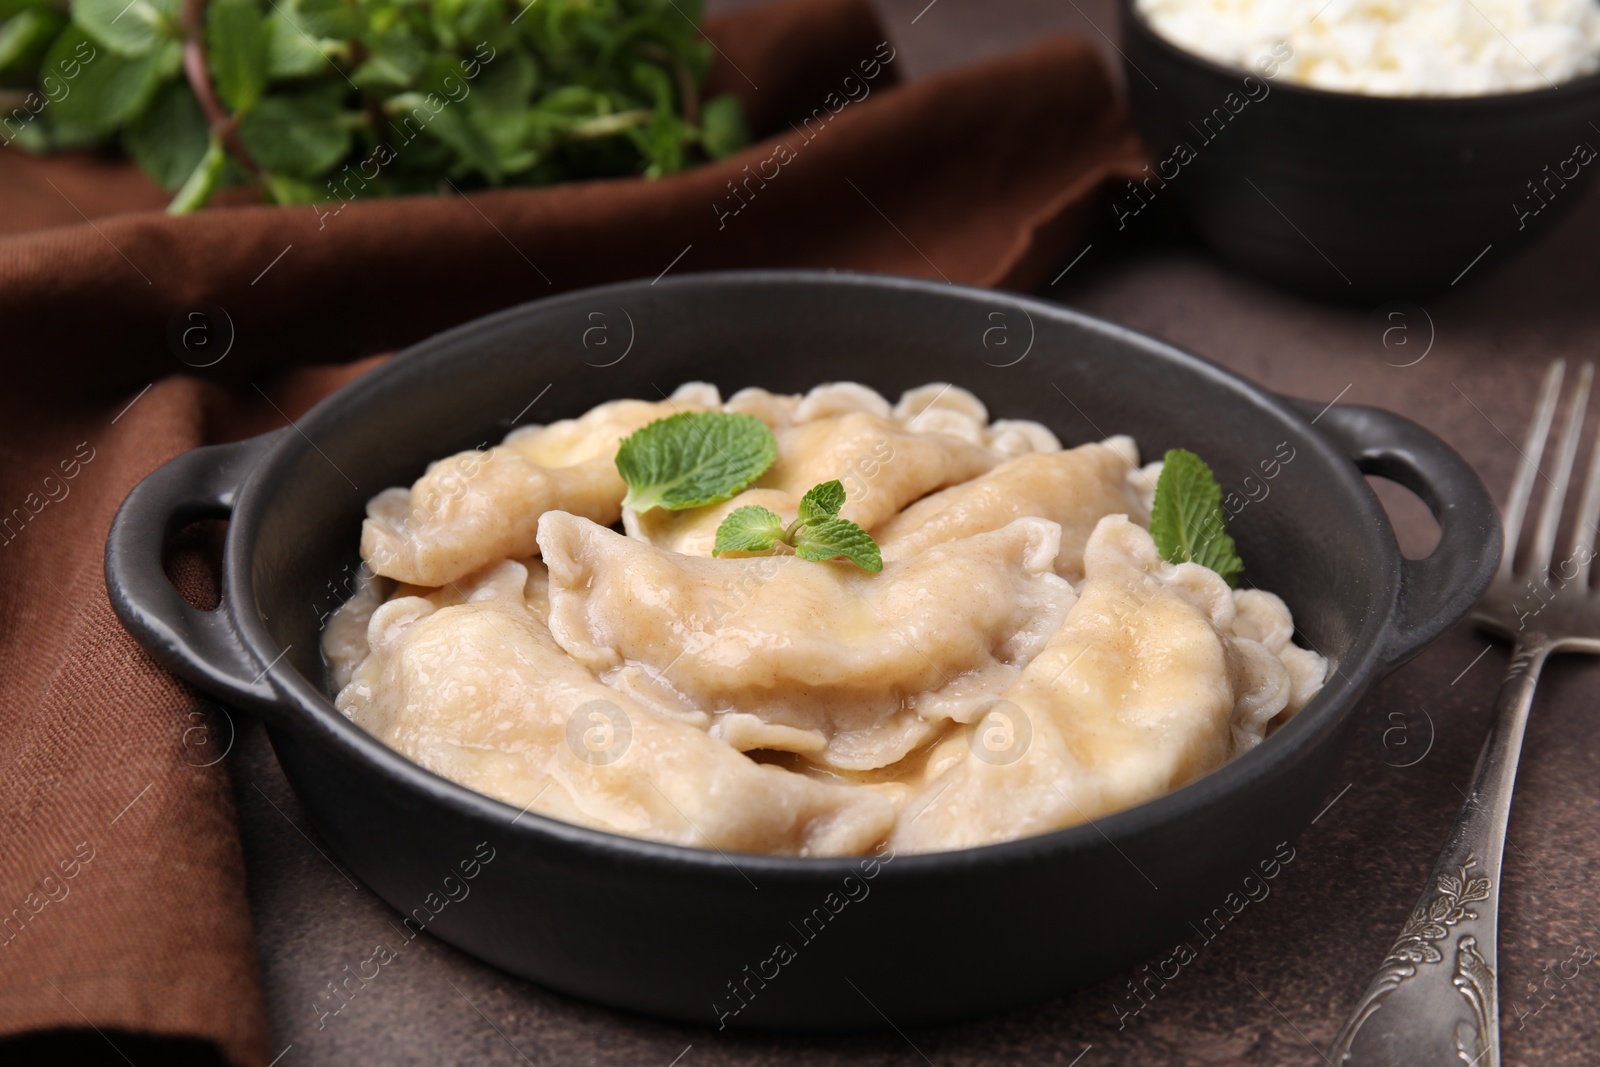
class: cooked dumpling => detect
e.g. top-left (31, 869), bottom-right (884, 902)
top-left (985, 419), bottom-right (1063, 457)
top-left (322, 570), bottom-right (392, 692)
top-left (876, 437), bottom-right (1148, 581)
top-left (627, 410), bottom-right (1003, 556)
top-left (760, 412), bottom-right (999, 530)
top-left (360, 385), bottom-right (719, 586)
top-left (540, 512), bottom-right (1076, 771)
top-left (891, 516), bottom-right (1321, 852)
top-left (893, 382), bottom-right (988, 426)
top-left (1232, 588), bottom-right (1328, 716)
top-left (724, 386), bottom-right (802, 427)
top-left (329, 380), bottom-right (1331, 857)
top-left (795, 382), bottom-right (893, 421)
top-left (336, 558), bottom-right (894, 856)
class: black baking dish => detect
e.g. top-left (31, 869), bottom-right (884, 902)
top-left (105, 271), bottom-right (1500, 1029)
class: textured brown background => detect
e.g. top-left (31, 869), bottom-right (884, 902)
top-left (232, 6), bottom-right (1600, 1067)
top-left (9, 0), bottom-right (1600, 1065)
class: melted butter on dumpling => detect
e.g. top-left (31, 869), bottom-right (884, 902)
top-left (539, 512), bottom-right (1075, 772)
top-left (336, 558), bottom-right (894, 856)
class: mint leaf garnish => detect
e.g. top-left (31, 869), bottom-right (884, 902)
top-left (712, 505), bottom-right (786, 555)
top-left (1149, 448), bottom-right (1244, 587)
top-left (616, 411), bottom-right (777, 513)
top-left (797, 479), bottom-right (845, 523)
top-left (793, 517), bottom-right (882, 572)
top-left (712, 480), bottom-right (882, 572)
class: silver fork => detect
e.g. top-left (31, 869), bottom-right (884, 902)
top-left (1330, 360), bottom-right (1600, 1067)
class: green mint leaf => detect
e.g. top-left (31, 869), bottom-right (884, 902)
top-left (206, 0), bottom-right (268, 113)
top-left (263, 7), bottom-right (329, 78)
top-left (237, 86), bottom-right (351, 179)
top-left (797, 479), bottom-right (845, 523)
top-left (0, 9), bottom-right (67, 73)
top-left (349, 29), bottom-right (430, 92)
top-left (72, 0), bottom-right (177, 58)
top-left (466, 43), bottom-right (535, 112)
top-left (476, 107), bottom-right (541, 176)
top-left (699, 92), bottom-right (747, 159)
top-left (123, 78), bottom-right (208, 190)
top-left (713, 505), bottom-right (785, 556)
top-left (407, 57), bottom-right (503, 182)
top-left (0, 0), bottom-right (58, 18)
top-left (616, 411), bottom-right (777, 512)
top-left (44, 26), bottom-right (171, 137)
top-left (290, 0), bottom-right (360, 39)
top-left (794, 517), bottom-right (883, 572)
top-left (1148, 448), bottom-right (1244, 586)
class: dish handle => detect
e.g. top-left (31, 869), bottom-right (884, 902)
top-left (104, 433), bottom-right (285, 713)
top-left (1292, 400), bottom-right (1503, 671)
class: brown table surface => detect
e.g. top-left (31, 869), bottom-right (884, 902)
top-left (230, 2), bottom-right (1600, 1065)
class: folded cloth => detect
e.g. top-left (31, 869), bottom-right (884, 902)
top-left (0, 0), bottom-right (1146, 1062)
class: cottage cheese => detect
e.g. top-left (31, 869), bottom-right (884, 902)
top-left (1136, 0), bottom-right (1600, 95)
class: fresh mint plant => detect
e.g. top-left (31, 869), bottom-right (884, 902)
top-left (0, 0), bottom-right (749, 211)
top-left (713, 479), bottom-right (883, 572)
top-left (1148, 448), bottom-right (1244, 586)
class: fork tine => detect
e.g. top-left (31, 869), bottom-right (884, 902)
top-left (1527, 361), bottom-right (1591, 579)
top-left (1571, 364), bottom-right (1600, 588)
top-left (1500, 360), bottom-right (1566, 581)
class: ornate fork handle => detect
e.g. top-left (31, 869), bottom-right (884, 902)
top-left (1330, 636), bottom-right (1553, 1067)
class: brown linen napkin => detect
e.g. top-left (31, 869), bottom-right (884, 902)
top-left (0, 1), bottom-right (1147, 1063)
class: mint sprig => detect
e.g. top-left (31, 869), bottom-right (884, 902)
top-left (1148, 448), bottom-right (1244, 587)
top-left (615, 411), bottom-right (777, 513)
top-left (712, 479), bottom-right (883, 572)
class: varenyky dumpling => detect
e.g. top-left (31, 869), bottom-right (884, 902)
top-left (541, 511), bottom-right (1075, 771)
top-left (361, 383), bottom-right (722, 586)
top-left (625, 411), bottom-right (1005, 556)
top-left (876, 437), bottom-right (1149, 581)
top-left (891, 516), bottom-right (1319, 852)
top-left (364, 381), bottom-right (1039, 585)
top-left (335, 558), bottom-right (895, 855)
top-left (328, 381), bottom-right (1329, 856)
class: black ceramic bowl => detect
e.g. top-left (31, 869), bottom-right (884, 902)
top-left (1118, 0), bottom-right (1600, 298)
top-left (106, 272), bottom-right (1499, 1029)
